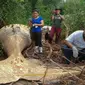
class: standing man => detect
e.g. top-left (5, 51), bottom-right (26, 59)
top-left (28, 9), bottom-right (44, 54)
top-left (50, 8), bottom-right (64, 44)
top-left (62, 30), bottom-right (85, 64)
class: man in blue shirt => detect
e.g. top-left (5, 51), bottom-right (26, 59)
top-left (28, 9), bottom-right (44, 54)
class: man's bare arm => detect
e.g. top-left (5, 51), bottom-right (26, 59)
top-left (62, 40), bottom-right (73, 48)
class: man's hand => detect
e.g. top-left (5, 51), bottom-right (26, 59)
top-left (33, 24), bottom-right (37, 26)
top-left (72, 46), bottom-right (78, 58)
top-left (59, 14), bottom-right (64, 20)
top-left (32, 24), bottom-right (38, 28)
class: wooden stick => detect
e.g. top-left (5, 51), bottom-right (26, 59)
top-left (63, 21), bottom-right (70, 38)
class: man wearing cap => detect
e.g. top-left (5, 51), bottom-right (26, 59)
top-left (49, 8), bottom-right (64, 43)
top-left (62, 30), bottom-right (85, 64)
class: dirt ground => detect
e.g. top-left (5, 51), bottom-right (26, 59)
top-left (21, 41), bottom-right (85, 85)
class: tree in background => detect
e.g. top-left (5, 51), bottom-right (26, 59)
top-left (0, 0), bottom-right (85, 34)
top-left (37, 0), bottom-right (62, 25)
top-left (0, 0), bottom-right (62, 25)
top-left (0, 0), bottom-right (31, 24)
top-left (64, 0), bottom-right (85, 33)
top-left (29, 0), bottom-right (38, 10)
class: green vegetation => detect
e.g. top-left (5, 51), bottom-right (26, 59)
top-left (0, 0), bottom-right (85, 32)
top-left (0, 0), bottom-right (62, 24)
top-left (64, 0), bottom-right (85, 33)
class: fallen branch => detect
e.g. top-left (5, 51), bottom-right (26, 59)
top-left (61, 56), bottom-right (84, 71)
top-left (42, 66), bottom-right (48, 85)
top-left (63, 21), bottom-right (70, 38)
top-left (49, 59), bottom-right (85, 84)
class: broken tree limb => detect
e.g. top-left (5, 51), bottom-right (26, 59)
top-left (63, 21), bottom-right (70, 38)
top-left (49, 59), bottom-right (85, 84)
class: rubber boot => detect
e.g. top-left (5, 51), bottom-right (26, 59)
top-left (34, 46), bottom-right (39, 54)
top-left (39, 47), bottom-right (43, 53)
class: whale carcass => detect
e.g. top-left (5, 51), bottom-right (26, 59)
top-left (0, 24), bottom-right (83, 84)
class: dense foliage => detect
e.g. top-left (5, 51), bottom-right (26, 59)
top-left (0, 0), bottom-right (62, 25)
top-left (64, 0), bottom-right (85, 33)
top-left (0, 0), bottom-right (85, 32)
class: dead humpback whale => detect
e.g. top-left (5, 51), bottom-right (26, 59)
top-left (0, 24), bottom-right (83, 84)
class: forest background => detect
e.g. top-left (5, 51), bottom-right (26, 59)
top-left (0, 0), bottom-right (85, 34)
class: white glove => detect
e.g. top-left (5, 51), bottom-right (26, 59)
top-left (72, 46), bottom-right (78, 58)
top-left (32, 24), bottom-right (35, 27)
top-left (32, 24), bottom-right (38, 28)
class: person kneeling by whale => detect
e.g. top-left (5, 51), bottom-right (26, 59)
top-left (62, 30), bottom-right (85, 64)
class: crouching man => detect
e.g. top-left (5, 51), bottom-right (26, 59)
top-left (62, 30), bottom-right (85, 64)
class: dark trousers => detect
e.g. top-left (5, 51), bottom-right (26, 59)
top-left (31, 32), bottom-right (42, 47)
top-left (50, 26), bottom-right (62, 43)
top-left (61, 45), bottom-right (85, 64)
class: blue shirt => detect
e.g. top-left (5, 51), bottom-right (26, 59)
top-left (31, 16), bottom-right (43, 32)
